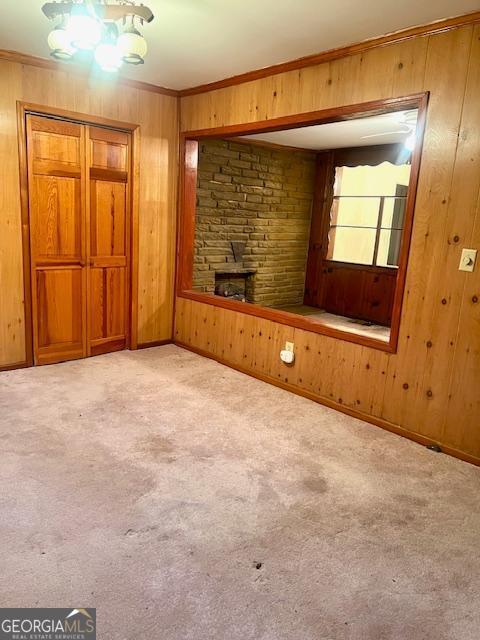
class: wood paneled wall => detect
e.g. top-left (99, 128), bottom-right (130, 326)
top-left (177, 24), bottom-right (480, 463)
top-left (0, 60), bottom-right (178, 367)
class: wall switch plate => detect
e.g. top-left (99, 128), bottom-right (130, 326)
top-left (459, 248), bottom-right (477, 272)
top-left (285, 341), bottom-right (294, 352)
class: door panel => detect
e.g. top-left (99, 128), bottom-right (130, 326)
top-left (87, 126), bottom-right (130, 356)
top-left (90, 127), bottom-right (129, 170)
top-left (90, 181), bottom-right (126, 257)
top-left (26, 115), bottom-right (131, 365)
top-left (27, 115), bottom-right (86, 365)
top-left (31, 121), bottom-right (81, 164)
top-left (90, 267), bottom-right (126, 355)
top-left (90, 267), bottom-right (126, 338)
top-left (91, 139), bottom-right (128, 171)
top-left (31, 176), bottom-right (82, 260)
top-left (36, 268), bottom-right (84, 363)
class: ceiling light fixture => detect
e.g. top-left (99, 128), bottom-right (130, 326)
top-left (117, 19), bottom-right (148, 65)
top-left (42, 1), bottom-right (153, 72)
top-left (94, 23), bottom-right (123, 72)
top-left (67, 2), bottom-right (102, 51)
top-left (47, 17), bottom-right (77, 60)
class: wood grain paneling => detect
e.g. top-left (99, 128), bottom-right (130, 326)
top-left (0, 62), bottom-right (25, 367)
top-left (0, 49), bottom-right (178, 97)
top-left (319, 263), bottom-right (397, 326)
top-left (0, 58), bottom-right (178, 367)
top-left (177, 24), bottom-right (480, 462)
top-left (178, 12), bottom-right (480, 97)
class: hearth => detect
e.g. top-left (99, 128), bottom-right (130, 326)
top-left (214, 241), bottom-right (255, 301)
top-left (214, 269), bottom-right (256, 302)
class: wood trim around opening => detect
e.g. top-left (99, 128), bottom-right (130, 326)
top-left (182, 94), bottom-right (427, 139)
top-left (176, 93), bottom-right (429, 354)
top-left (16, 101), bottom-right (141, 367)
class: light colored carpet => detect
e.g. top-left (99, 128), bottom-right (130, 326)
top-left (0, 345), bottom-right (479, 640)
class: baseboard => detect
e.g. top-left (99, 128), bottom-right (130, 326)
top-left (0, 342), bottom-right (174, 368)
top-left (136, 339), bottom-right (173, 350)
top-left (174, 340), bottom-right (480, 468)
top-left (0, 360), bottom-right (30, 372)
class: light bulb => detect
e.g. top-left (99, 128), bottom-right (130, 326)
top-left (117, 27), bottom-right (147, 64)
top-left (66, 5), bottom-right (102, 50)
top-left (404, 132), bottom-right (416, 151)
top-left (47, 24), bottom-right (77, 60)
top-left (94, 43), bottom-right (123, 72)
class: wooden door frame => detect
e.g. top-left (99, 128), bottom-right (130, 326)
top-left (176, 92), bottom-right (428, 354)
top-left (17, 101), bottom-right (140, 367)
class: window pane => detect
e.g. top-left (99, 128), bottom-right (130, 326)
top-left (377, 228), bottom-right (402, 267)
top-left (376, 196), bottom-right (407, 267)
top-left (381, 195), bottom-right (407, 229)
top-left (328, 227), bottom-right (376, 265)
top-left (329, 164), bottom-right (410, 267)
top-left (331, 196), bottom-right (380, 227)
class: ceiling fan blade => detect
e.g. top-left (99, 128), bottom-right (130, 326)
top-left (361, 131), bottom-right (407, 139)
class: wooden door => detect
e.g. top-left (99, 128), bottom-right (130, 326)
top-left (26, 115), bottom-right (131, 365)
top-left (27, 115), bottom-right (87, 365)
top-left (87, 126), bottom-right (130, 356)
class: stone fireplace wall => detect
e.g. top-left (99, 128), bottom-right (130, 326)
top-left (193, 139), bottom-right (316, 307)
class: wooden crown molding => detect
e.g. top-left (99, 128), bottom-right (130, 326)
top-left (1, 10), bottom-right (479, 99)
top-left (0, 48), bottom-right (179, 97)
top-left (178, 10), bottom-right (480, 97)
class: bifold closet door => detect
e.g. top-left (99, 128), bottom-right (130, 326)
top-left (26, 115), bottom-right (131, 365)
top-left (27, 115), bottom-right (87, 365)
top-left (87, 126), bottom-right (130, 356)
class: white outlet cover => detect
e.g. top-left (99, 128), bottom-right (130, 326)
top-left (459, 248), bottom-right (477, 272)
top-left (280, 349), bottom-right (295, 364)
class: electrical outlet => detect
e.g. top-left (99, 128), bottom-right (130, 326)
top-left (459, 248), bottom-right (477, 272)
top-left (285, 341), bottom-right (294, 352)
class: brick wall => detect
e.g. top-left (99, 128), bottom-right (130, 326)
top-left (193, 139), bottom-right (316, 307)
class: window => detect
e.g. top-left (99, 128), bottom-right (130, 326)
top-left (327, 162), bottom-right (411, 267)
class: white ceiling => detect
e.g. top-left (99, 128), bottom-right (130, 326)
top-left (0, 0), bottom-right (478, 90)
top-left (241, 110), bottom-right (418, 150)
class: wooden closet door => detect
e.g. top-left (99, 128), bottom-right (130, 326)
top-left (87, 127), bottom-right (130, 356)
top-left (27, 115), bottom-right (87, 365)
